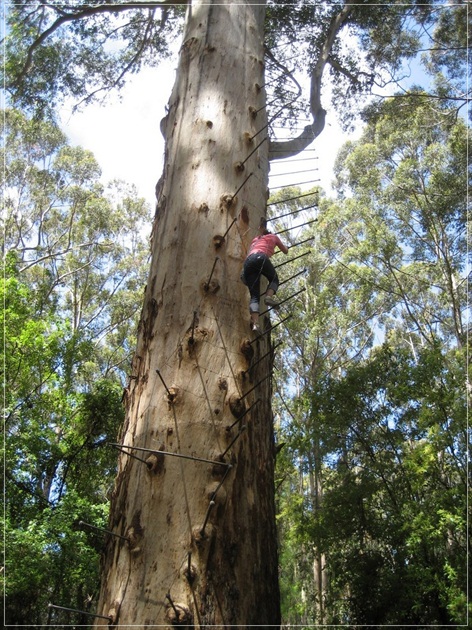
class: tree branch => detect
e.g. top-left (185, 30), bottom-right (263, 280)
top-left (11, 0), bottom-right (187, 89)
top-left (269, 0), bottom-right (355, 161)
top-left (71, 10), bottom-right (158, 108)
top-left (327, 55), bottom-right (374, 87)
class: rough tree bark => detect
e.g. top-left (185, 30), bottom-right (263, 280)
top-left (95, 1), bottom-right (281, 626)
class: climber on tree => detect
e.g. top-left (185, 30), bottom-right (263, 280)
top-left (241, 218), bottom-right (289, 332)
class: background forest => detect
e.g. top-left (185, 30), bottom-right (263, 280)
top-left (2, 0), bottom-right (470, 627)
top-left (272, 95), bottom-right (469, 625)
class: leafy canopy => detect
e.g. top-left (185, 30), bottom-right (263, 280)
top-left (3, 109), bottom-right (152, 626)
top-left (271, 95), bottom-right (468, 625)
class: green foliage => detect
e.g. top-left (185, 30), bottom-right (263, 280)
top-left (334, 95), bottom-right (468, 348)
top-left (5, 489), bottom-right (110, 625)
top-left (422, 2), bottom-right (470, 119)
top-left (2, 109), bottom-right (151, 625)
top-left (6, 1), bottom-right (184, 114)
top-left (277, 343), bottom-right (468, 625)
top-left (6, 0), bottom-right (467, 125)
top-left (2, 108), bottom-right (151, 379)
top-left (318, 344), bottom-right (467, 625)
top-left (273, 97), bottom-right (468, 625)
top-left (265, 0), bottom-right (468, 129)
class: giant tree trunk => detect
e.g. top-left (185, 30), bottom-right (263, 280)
top-left (95, 1), bottom-right (280, 627)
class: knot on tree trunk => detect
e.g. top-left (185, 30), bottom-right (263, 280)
top-left (229, 394), bottom-right (246, 419)
top-left (146, 445), bottom-right (166, 475)
top-left (165, 601), bottom-right (192, 626)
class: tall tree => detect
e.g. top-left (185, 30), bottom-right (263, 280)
top-left (272, 95), bottom-right (468, 624)
top-left (2, 109), bottom-right (151, 625)
top-left (5, 0), bottom-right (465, 625)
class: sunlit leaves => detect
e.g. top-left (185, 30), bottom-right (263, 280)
top-left (3, 110), bottom-right (150, 624)
top-left (274, 96), bottom-right (468, 625)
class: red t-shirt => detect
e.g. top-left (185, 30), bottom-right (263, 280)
top-left (248, 233), bottom-right (285, 258)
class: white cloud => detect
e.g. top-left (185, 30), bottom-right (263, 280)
top-left (59, 62), bottom-right (177, 208)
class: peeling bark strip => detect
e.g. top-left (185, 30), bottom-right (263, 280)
top-left (95, 1), bottom-right (280, 627)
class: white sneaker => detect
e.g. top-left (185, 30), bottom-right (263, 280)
top-left (265, 295), bottom-right (279, 307)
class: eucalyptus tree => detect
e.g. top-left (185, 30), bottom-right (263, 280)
top-left (272, 95), bottom-right (468, 624)
top-left (2, 109), bottom-right (151, 625)
top-left (303, 343), bottom-right (468, 625)
top-left (4, 0), bottom-right (464, 625)
top-left (421, 0), bottom-right (470, 120)
top-left (333, 94), bottom-right (468, 350)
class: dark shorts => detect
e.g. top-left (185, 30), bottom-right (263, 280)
top-left (242, 253), bottom-right (279, 313)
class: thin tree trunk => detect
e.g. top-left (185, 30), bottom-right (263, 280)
top-left (308, 451), bottom-right (326, 623)
top-left (95, 1), bottom-right (280, 626)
